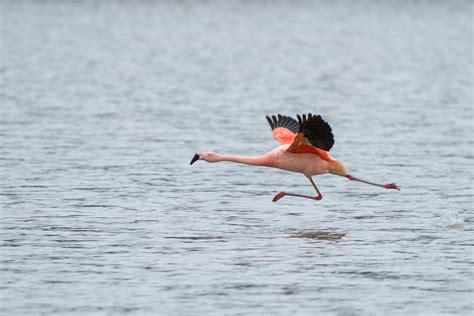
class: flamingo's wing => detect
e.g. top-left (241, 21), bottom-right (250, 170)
top-left (296, 113), bottom-right (334, 151)
top-left (287, 132), bottom-right (332, 161)
top-left (286, 113), bottom-right (334, 161)
top-left (266, 114), bottom-right (300, 144)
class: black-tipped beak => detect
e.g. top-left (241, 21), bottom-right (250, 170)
top-left (190, 153), bottom-right (200, 165)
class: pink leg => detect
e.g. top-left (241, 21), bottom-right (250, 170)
top-left (272, 191), bottom-right (322, 202)
top-left (346, 175), bottom-right (400, 190)
top-left (273, 177), bottom-right (323, 202)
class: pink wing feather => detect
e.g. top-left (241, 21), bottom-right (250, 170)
top-left (272, 127), bottom-right (297, 144)
top-left (266, 114), bottom-right (300, 145)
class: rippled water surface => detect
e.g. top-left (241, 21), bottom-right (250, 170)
top-left (1, 1), bottom-right (473, 315)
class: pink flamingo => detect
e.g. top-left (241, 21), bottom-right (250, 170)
top-left (190, 113), bottom-right (399, 202)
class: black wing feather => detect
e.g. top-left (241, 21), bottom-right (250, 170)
top-left (297, 113), bottom-right (335, 151)
top-left (266, 116), bottom-right (274, 129)
top-left (265, 114), bottom-right (299, 133)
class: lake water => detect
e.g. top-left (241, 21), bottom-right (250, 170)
top-left (1, 1), bottom-right (473, 315)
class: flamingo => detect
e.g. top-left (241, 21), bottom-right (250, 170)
top-left (190, 113), bottom-right (399, 202)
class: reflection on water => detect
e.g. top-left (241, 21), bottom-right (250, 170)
top-left (1, 0), bottom-right (473, 315)
top-left (290, 231), bottom-right (346, 240)
top-left (165, 236), bottom-right (226, 241)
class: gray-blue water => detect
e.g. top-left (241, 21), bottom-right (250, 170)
top-left (1, 1), bottom-right (473, 315)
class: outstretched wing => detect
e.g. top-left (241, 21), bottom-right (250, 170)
top-left (286, 113), bottom-right (334, 161)
top-left (266, 114), bottom-right (300, 144)
top-left (296, 113), bottom-right (334, 151)
top-left (287, 132), bottom-right (332, 161)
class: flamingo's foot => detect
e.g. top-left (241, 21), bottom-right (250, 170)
top-left (272, 191), bottom-right (286, 202)
top-left (384, 183), bottom-right (400, 190)
top-left (273, 191), bottom-right (323, 202)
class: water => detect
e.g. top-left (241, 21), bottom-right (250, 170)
top-left (1, 1), bottom-right (473, 315)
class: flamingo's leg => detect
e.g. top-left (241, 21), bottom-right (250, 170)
top-left (272, 176), bottom-right (323, 202)
top-left (330, 172), bottom-right (400, 191)
top-left (345, 175), bottom-right (400, 190)
top-left (307, 176), bottom-right (323, 200)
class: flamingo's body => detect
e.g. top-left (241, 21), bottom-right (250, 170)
top-left (191, 113), bottom-right (399, 202)
top-left (208, 144), bottom-right (335, 176)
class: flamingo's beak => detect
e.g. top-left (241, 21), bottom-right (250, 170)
top-left (190, 153), bottom-right (200, 165)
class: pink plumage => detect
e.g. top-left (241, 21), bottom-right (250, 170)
top-left (190, 113), bottom-right (399, 202)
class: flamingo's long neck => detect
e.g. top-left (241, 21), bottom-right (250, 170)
top-left (216, 154), bottom-right (272, 167)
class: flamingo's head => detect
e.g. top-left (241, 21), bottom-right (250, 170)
top-left (329, 159), bottom-right (348, 176)
top-left (190, 152), bottom-right (220, 165)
